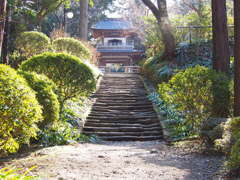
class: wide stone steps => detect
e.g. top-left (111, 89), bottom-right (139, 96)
top-left (83, 126), bottom-right (162, 132)
top-left (83, 131), bottom-right (162, 137)
top-left (82, 73), bottom-right (163, 141)
top-left (89, 111), bottom-right (157, 117)
top-left (93, 102), bottom-right (153, 106)
top-left (98, 136), bottom-right (163, 141)
top-left (86, 119), bottom-right (159, 125)
top-left (84, 122), bottom-right (161, 128)
top-left (91, 106), bottom-right (154, 111)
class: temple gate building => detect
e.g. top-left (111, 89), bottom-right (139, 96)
top-left (92, 18), bottom-right (145, 72)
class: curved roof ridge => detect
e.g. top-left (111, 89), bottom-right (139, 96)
top-left (92, 18), bottom-right (133, 30)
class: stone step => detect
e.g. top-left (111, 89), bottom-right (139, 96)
top-left (95, 99), bottom-right (151, 103)
top-left (83, 126), bottom-right (162, 133)
top-left (84, 122), bottom-right (161, 128)
top-left (99, 84), bottom-right (144, 86)
top-left (96, 90), bottom-right (146, 94)
top-left (93, 102), bottom-right (153, 106)
top-left (93, 94), bottom-right (147, 98)
top-left (91, 106), bottom-right (154, 111)
top-left (95, 99), bottom-right (151, 104)
top-left (87, 114), bottom-right (158, 119)
top-left (86, 119), bottom-right (159, 125)
top-left (93, 96), bottom-right (150, 100)
top-left (88, 114), bottom-right (157, 118)
top-left (100, 85), bottom-right (143, 87)
top-left (98, 135), bottom-right (163, 141)
top-left (83, 131), bottom-right (162, 137)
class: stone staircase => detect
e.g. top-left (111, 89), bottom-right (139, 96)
top-left (82, 73), bottom-right (163, 141)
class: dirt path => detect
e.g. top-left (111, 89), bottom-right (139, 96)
top-left (3, 141), bottom-right (225, 180)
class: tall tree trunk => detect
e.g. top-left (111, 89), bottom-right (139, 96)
top-left (142, 0), bottom-right (176, 61)
top-left (0, 0), bottom-right (7, 58)
top-left (212, 0), bottom-right (230, 73)
top-left (2, 4), bottom-right (10, 64)
top-left (234, 0), bottom-right (240, 116)
top-left (79, 0), bottom-right (89, 41)
top-left (157, 1), bottom-right (176, 60)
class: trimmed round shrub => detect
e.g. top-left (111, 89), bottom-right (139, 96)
top-left (159, 65), bottom-right (230, 134)
top-left (20, 52), bottom-right (96, 110)
top-left (15, 31), bottom-right (50, 58)
top-left (52, 37), bottom-right (91, 59)
top-left (0, 65), bottom-right (42, 155)
top-left (18, 71), bottom-right (60, 129)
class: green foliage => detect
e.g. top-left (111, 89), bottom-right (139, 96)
top-left (213, 118), bottom-right (234, 154)
top-left (227, 117), bottom-right (240, 170)
top-left (143, 16), bottom-right (163, 57)
top-left (148, 92), bottom-right (191, 140)
top-left (159, 66), bottom-right (230, 134)
top-left (18, 71), bottom-right (60, 130)
top-left (0, 65), bottom-right (42, 155)
top-left (38, 122), bottom-right (98, 146)
top-left (15, 31), bottom-right (51, 59)
top-left (0, 167), bottom-right (38, 180)
top-left (37, 97), bottom-right (99, 146)
top-left (141, 54), bottom-right (173, 85)
top-left (175, 42), bottom-right (213, 67)
top-left (20, 52), bottom-right (96, 110)
top-left (141, 42), bottom-right (213, 86)
top-left (52, 37), bottom-right (91, 59)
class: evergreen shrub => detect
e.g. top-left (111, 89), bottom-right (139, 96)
top-left (159, 65), bottom-right (230, 134)
top-left (227, 117), bottom-right (240, 170)
top-left (20, 52), bottom-right (96, 110)
top-left (15, 31), bottom-right (50, 58)
top-left (52, 37), bottom-right (91, 59)
top-left (0, 65), bottom-right (42, 155)
top-left (18, 71), bottom-right (60, 129)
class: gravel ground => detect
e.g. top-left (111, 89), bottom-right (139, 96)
top-left (1, 140), bottom-right (228, 180)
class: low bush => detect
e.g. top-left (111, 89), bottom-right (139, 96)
top-left (159, 65), bottom-right (230, 135)
top-left (141, 42), bottom-right (214, 86)
top-left (52, 37), bottom-right (91, 59)
top-left (227, 117), bottom-right (240, 171)
top-left (18, 71), bottom-right (60, 129)
top-left (20, 52), bottom-right (96, 112)
top-left (148, 92), bottom-right (191, 140)
top-left (15, 31), bottom-right (50, 58)
top-left (0, 65), bottom-right (42, 155)
top-left (38, 122), bottom-right (98, 146)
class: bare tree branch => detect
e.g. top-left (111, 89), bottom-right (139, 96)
top-left (141, 0), bottom-right (160, 19)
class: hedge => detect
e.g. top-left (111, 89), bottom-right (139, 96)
top-left (0, 65), bottom-right (42, 155)
top-left (52, 37), bottom-right (91, 59)
top-left (20, 52), bottom-right (96, 112)
top-left (18, 71), bottom-right (60, 129)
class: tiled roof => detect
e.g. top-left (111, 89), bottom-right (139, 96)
top-left (92, 18), bottom-right (133, 30)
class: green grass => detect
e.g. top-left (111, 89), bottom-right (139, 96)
top-left (0, 167), bottom-right (38, 180)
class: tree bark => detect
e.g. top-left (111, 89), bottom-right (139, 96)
top-left (2, 4), bottom-right (10, 64)
top-left (142, 0), bottom-right (176, 61)
top-left (79, 0), bottom-right (89, 41)
top-left (234, 0), bottom-right (240, 116)
top-left (0, 0), bottom-right (7, 58)
top-left (212, 0), bottom-right (230, 73)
